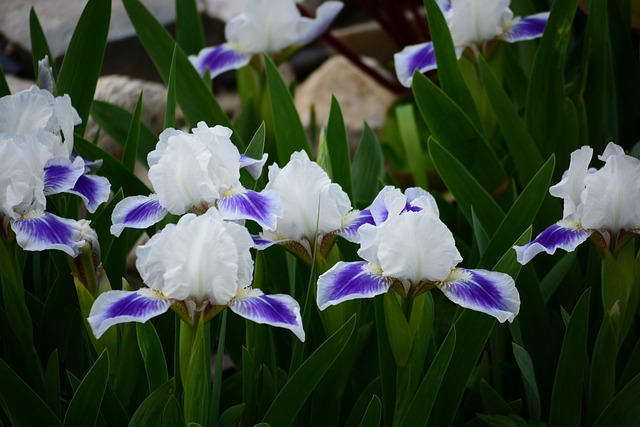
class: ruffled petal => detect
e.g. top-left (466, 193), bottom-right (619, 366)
top-left (317, 261), bottom-right (390, 310)
top-left (239, 153), bottom-right (268, 180)
top-left (110, 195), bottom-right (168, 237)
top-left (67, 173), bottom-right (111, 213)
top-left (228, 289), bottom-right (305, 341)
top-left (43, 156), bottom-right (84, 195)
top-left (217, 188), bottom-right (282, 231)
top-left (500, 12), bottom-right (550, 43)
top-left (513, 221), bottom-right (591, 264)
top-left (337, 209), bottom-right (374, 243)
top-left (12, 212), bottom-right (86, 256)
top-left (87, 288), bottom-right (172, 339)
top-left (296, 1), bottom-right (344, 45)
top-left (438, 268), bottom-right (520, 323)
top-left (394, 42), bottom-right (436, 88)
top-left (189, 44), bottom-right (251, 79)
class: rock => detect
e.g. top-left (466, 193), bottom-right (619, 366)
top-left (5, 73), bottom-right (34, 93)
top-left (294, 54), bottom-right (397, 149)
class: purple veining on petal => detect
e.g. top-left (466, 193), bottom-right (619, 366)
top-left (12, 212), bottom-right (84, 256)
top-left (229, 292), bottom-right (304, 341)
top-left (189, 44), bottom-right (251, 79)
top-left (68, 173), bottom-right (111, 213)
top-left (217, 189), bottom-right (281, 231)
top-left (514, 222), bottom-right (592, 264)
top-left (501, 12), bottom-right (550, 43)
top-left (338, 209), bottom-right (374, 242)
top-left (111, 196), bottom-right (168, 237)
top-left (106, 291), bottom-right (166, 318)
top-left (43, 159), bottom-right (84, 195)
top-left (317, 261), bottom-right (390, 310)
top-left (394, 42), bottom-right (436, 87)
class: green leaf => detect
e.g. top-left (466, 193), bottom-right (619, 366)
top-left (539, 253), bottom-right (577, 303)
top-left (414, 73), bottom-right (506, 194)
top-left (129, 379), bottom-right (177, 427)
top-left (396, 103), bottom-right (428, 189)
top-left (512, 343), bottom-right (541, 420)
top-left (549, 289), bottom-right (591, 427)
top-left (0, 356), bottom-right (62, 426)
top-left (525, 0), bottom-right (578, 157)
top-left (64, 350), bottom-right (109, 427)
top-left (383, 291), bottom-right (413, 366)
top-left (262, 315), bottom-right (356, 426)
top-left (428, 137), bottom-right (504, 234)
top-left (0, 65), bottom-right (10, 96)
top-left (29, 8), bottom-right (56, 79)
top-left (422, 0), bottom-right (483, 130)
top-left (121, 0), bottom-right (241, 148)
top-left (479, 380), bottom-right (515, 415)
top-left (114, 322), bottom-right (143, 406)
top-left (219, 403), bottom-right (246, 427)
top-left (264, 55), bottom-right (310, 163)
top-left (344, 378), bottom-right (382, 427)
top-left (162, 395), bottom-right (185, 427)
top-left (183, 318), bottom-right (209, 425)
top-left (352, 123), bottom-right (384, 206)
top-left (137, 322), bottom-right (169, 392)
top-left (326, 96), bottom-right (353, 199)
top-left (122, 92), bottom-right (144, 172)
top-left (594, 373), bottom-right (640, 427)
top-left (175, 0), bottom-right (205, 55)
top-left (477, 56), bottom-right (543, 185)
top-left (165, 46), bottom-right (178, 129)
top-left (590, 314), bottom-right (617, 421)
top-left (358, 395), bottom-right (382, 427)
top-left (45, 350), bottom-right (61, 418)
top-left (91, 189), bottom-right (124, 261)
top-left (56, 0), bottom-right (111, 136)
top-left (210, 310), bottom-right (228, 425)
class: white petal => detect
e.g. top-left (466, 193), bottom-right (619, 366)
top-left (43, 156), bottom-right (84, 195)
top-left (110, 195), bottom-right (168, 237)
top-left (549, 146), bottom-right (593, 218)
top-left (513, 220), bottom-right (591, 264)
top-left (12, 212), bottom-right (86, 256)
top-left (449, 0), bottom-right (513, 47)
top-left (239, 153), bottom-right (268, 180)
top-left (189, 44), bottom-right (251, 79)
top-left (295, 1), bottom-right (343, 45)
top-left (317, 261), bottom-right (390, 310)
top-left (217, 188), bottom-right (282, 231)
top-left (0, 86), bottom-right (53, 139)
top-left (500, 12), bottom-right (550, 43)
top-left (67, 172), bottom-right (111, 213)
top-left (394, 42), bottom-right (437, 87)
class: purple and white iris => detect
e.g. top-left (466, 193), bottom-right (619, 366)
top-left (89, 209), bottom-right (305, 341)
top-left (0, 87), bottom-right (110, 256)
top-left (252, 150), bottom-right (372, 262)
top-left (515, 143), bottom-right (640, 264)
top-left (110, 122), bottom-right (279, 236)
top-left (189, 0), bottom-right (343, 79)
top-left (317, 186), bottom-right (520, 323)
top-left (394, 0), bottom-right (549, 87)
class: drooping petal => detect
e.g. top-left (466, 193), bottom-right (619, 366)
top-left (438, 268), bottom-right (520, 323)
top-left (337, 209), bottom-right (374, 243)
top-left (217, 188), bottom-right (282, 231)
top-left (296, 1), bottom-right (344, 45)
top-left (43, 156), bottom-right (84, 195)
top-left (12, 212), bottom-right (86, 256)
top-left (189, 44), bottom-right (251, 78)
top-left (252, 231), bottom-right (290, 250)
top-left (87, 288), bottom-right (172, 339)
top-left (229, 288), bottom-right (305, 341)
top-left (67, 173), bottom-right (111, 213)
top-left (549, 146), bottom-right (593, 218)
top-left (239, 153), bottom-right (268, 180)
top-left (394, 42), bottom-right (437, 88)
top-left (317, 261), bottom-right (390, 310)
top-left (500, 12), bottom-right (550, 43)
top-left (513, 220), bottom-right (592, 264)
top-left (110, 195), bottom-right (168, 237)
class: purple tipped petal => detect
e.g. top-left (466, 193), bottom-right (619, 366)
top-left (439, 268), bottom-right (520, 323)
top-left (87, 289), bottom-right (172, 339)
top-left (239, 153), bottom-right (268, 180)
top-left (67, 173), bottom-right (111, 213)
top-left (513, 221), bottom-right (591, 264)
top-left (189, 44), bottom-right (251, 79)
top-left (297, 1), bottom-right (344, 45)
top-left (394, 42), bottom-right (436, 88)
top-left (229, 290), bottom-right (305, 341)
top-left (500, 12), bottom-right (550, 43)
top-left (436, 0), bottom-right (451, 14)
top-left (317, 261), bottom-right (391, 310)
top-left (338, 209), bottom-right (374, 243)
top-left (110, 195), bottom-right (168, 237)
top-left (44, 157), bottom-right (84, 195)
top-left (217, 189), bottom-right (282, 231)
top-left (12, 212), bottom-right (85, 256)
top-left (252, 232), bottom-right (289, 250)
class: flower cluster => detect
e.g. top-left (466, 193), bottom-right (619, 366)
top-left (0, 86), bottom-right (110, 256)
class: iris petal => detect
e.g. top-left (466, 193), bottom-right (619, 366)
top-left (43, 157), bottom-right (84, 195)
top-left (12, 212), bottom-right (86, 256)
top-left (317, 261), bottom-right (390, 310)
top-left (500, 12), bottom-right (549, 43)
top-left (239, 153), bottom-right (268, 180)
top-left (394, 42), bottom-right (437, 88)
top-left (111, 195), bottom-right (168, 237)
top-left (337, 209), bottom-right (374, 243)
top-left (189, 44), bottom-right (251, 78)
top-left (88, 289), bottom-right (172, 339)
top-left (68, 173), bottom-right (111, 213)
top-left (296, 1), bottom-right (344, 45)
top-left (513, 221), bottom-right (591, 264)
top-left (229, 289), bottom-right (305, 341)
top-left (217, 189), bottom-right (282, 231)
top-left (438, 268), bottom-right (520, 323)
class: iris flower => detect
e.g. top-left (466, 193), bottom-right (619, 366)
top-left (89, 209), bottom-right (304, 341)
top-left (394, 0), bottom-right (549, 87)
top-left (189, 0), bottom-right (343, 79)
top-left (110, 122), bottom-right (280, 236)
top-left (317, 187), bottom-right (520, 323)
top-left (515, 143), bottom-right (640, 264)
top-left (0, 87), bottom-right (110, 256)
top-left (252, 150), bottom-right (372, 262)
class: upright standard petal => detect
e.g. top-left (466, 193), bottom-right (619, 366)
top-left (229, 289), bottom-right (305, 341)
top-left (438, 268), bottom-right (520, 323)
top-left (217, 188), bottom-right (282, 231)
top-left (500, 12), bottom-right (550, 43)
top-left (296, 1), bottom-right (344, 45)
top-left (189, 44), bottom-right (251, 78)
top-left (317, 261), bottom-right (390, 310)
top-left (513, 221), bottom-right (592, 265)
top-left (12, 212), bottom-right (85, 256)
top-left (239, 153), bottom-right (268, 180)
top-left (110, 195), bottom-right (168, 237)
top-left (394, 42), bottom-right (436, 88)
top-left (68, 173), bottom-right (111, 213)
top-left (88, 288), bottom-right (172, 339)
top-left (43, 157), bottom-right (84, 195)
